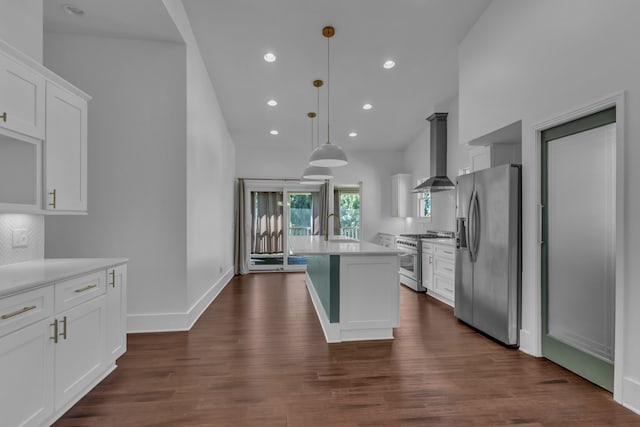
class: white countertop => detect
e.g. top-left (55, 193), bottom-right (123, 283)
top-left (420, 238), bottom-right (456, 246)
top-left (0, 258), bottom-right (128, 297)
top-left (289, 236), bottom-right (402, 256)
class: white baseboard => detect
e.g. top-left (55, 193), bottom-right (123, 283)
top-left (622, 376), bottom-right (640, 415)
top-left (127, 267), bottom-right (234, 333)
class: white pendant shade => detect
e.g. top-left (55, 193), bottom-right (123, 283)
top-left (308, 142), bottom-right (348, 167)
top-left (302, 164), bottom-right (333, 180)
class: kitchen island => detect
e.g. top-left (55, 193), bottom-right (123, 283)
top-left (289, 235), bottom-right (401, 343)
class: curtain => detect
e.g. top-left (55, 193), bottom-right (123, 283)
top-left (315, 181), bottom-right (330, 237)
top-left (234, 179), bottom-right (250, 275)
top-left (251, 191), bottom-right (283, 254)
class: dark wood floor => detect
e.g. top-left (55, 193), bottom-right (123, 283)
top-left (55, 272), bottom-right (640, 426)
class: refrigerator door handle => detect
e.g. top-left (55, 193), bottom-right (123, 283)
top-left (473, 191), bottom-right (481, 258)
top-left (467, 189), bottom-right (477, 262)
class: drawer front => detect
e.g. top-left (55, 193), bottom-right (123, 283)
top-left (434, 275), bottom-right (455, 299)
top-left (434, 257), bottom-right (455, 280)
top-left (55, 271), bottom-right (106, 312)
top-left (421, 242), bottom-right (433, 254)
top-left (434, 245), bottom-right (455, 259)
top-left (0, 286), bottom-right (54, 337)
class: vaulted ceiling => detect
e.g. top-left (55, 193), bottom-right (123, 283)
top-left (44, 0), bottom-right (492, 152)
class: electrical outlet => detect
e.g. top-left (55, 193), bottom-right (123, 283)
top-left (12, 228), bottom-right (28, 248)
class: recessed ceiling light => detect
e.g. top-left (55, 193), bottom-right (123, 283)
top-left (264, 52), bottom-right (277, 63)
top-left (267, 99), bottom-right (278, 106)
top-left (362, 103), bottom-right (373, 110)
top-left (62, 4), bottom-right (85, 17)
top-left (383, 60), bottom-right (396, 69)
top-left (348, 132), bottom-right (358, 138)
top-left (270, 130), bottom-right (279, 135)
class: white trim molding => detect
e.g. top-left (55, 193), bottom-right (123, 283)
top-left (127, 267), bottom-right (234, 333)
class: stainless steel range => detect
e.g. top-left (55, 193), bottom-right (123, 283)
top-left (396, 231), bottom-right (455, 292)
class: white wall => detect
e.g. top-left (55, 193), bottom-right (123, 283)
top-left (43, 33), bottom-right (189, 317)
top-left (402, 96), bottom-right (470, 233)
top-left (459, 0), bottom-right (640, 410)
top-left (235, 146), bottom-right (404, 242)
top-left (0, 0), bottom-right (42, 63)
top-left (0, 214), bottom-right (43, 265)
top-left (163, 0), bottom-right (237, 310)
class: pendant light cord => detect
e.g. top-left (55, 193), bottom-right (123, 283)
top-left (326, 35), bottom-right (331, 145)
top-left (316, 84), bottom-right (321, 148)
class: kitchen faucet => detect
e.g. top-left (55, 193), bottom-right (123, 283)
top-left (325, 213), bottom-right (340, 241)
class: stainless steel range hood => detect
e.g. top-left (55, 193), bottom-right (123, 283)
top-left (412, 112), bottom-right (455, 193)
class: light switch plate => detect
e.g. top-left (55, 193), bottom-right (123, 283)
top-left (12, 228), bottom-right (28, 248)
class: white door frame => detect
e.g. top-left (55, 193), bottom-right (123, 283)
top-left (530, 92), bottom-right (625, 401)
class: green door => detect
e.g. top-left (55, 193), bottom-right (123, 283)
top-left (541, 107), bottom-right (616, 391)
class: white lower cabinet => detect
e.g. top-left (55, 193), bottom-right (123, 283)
top-left (107, 264), bottom-right (127, 359)
top-left (54, 295), bottom-right (106, 411)
top-left (0, 318), bottom-right (54, 427)
top-left (422, 241), bottom-right (456, 306)
top-left (0, 262), bottom-right (127, 426)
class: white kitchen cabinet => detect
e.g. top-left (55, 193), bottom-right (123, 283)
top-left (45, 81), bottom-right (88, 213)
top-left (0, 318), bottom-right (54, 427)
top-left (469, 143), bottom-right (521, 172)
top-left (0, 52), bottom-right (45, 140)
top-left (391, 173), bottom-right (413, 217)
top-left (0, 260), bottom-right (127, 426)
top-left (422, 241), bottom-right (456, 307)
top-left (107, 264), bottom-right (127, 359)
top-left (421, 242), bottom-right (434, 291)
top-left (54, 295), bottom-right (106, 411)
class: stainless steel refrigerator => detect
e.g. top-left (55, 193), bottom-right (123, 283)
top-left (454, 163), bottom-right (521, 346)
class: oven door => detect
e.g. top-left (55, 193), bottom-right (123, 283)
top-left (396, 244), bottom-right (418, 281)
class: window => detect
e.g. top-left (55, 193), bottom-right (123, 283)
top-left (333, 186), bottom-right (361, 240)
top-left (418, 191), bottom-right (431, 218)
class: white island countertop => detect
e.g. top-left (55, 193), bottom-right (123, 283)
top-left (289, 235), bottom-right (402, 256)
top-left (0, 258), bottom-right (128, 297)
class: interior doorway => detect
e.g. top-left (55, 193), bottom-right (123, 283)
top-left (541, 107), bottom-right (616, 391)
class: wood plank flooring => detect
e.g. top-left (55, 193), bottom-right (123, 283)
top-left (55, 272), bottom-right (640, 426)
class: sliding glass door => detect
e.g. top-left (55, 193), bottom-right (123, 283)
top-left (247, 182), bottom-right (322, 272)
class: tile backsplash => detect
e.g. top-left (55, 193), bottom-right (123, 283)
top-left (0, 214), bottom-right (44, 266)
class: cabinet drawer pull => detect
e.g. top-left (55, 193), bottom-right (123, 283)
top-left (429, 256), bottom-right (433, 264)
top-left (110, 270), bottom-right (116, 288)
top-left (0, 112), bottom-right (6, 122)
top-left (59, 316), bottom-right (67, 340)
top-left (74, 284), bottom-right (97, 293)
top-left (49, 189), bottom-right (57, 209)
top-left (50, 319), bottom-right (59, 343)
top-left (1, 305), bottom-right (36, 319)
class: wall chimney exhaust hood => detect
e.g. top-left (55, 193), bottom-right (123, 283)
top-left (412, 112), bottom-right (455, 193)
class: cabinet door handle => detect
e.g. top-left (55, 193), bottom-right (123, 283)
top-left (49, 189), bottom-right (57, 209)
top-left (429, 256), bottom-right (432, 264)
top-left (110, 270), bottom-right (116, 288)
top-left (59, 316), bottom-right (67, 340)
top-left (1, 305), bottom-right (36, 320)
top-left (50, 319), bottom-right (59, 343)
top-left (0, 112), bottom-right (6, 122)
top-left (74, 284), bottom-right (97, 293)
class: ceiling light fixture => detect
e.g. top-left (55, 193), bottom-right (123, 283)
top-left (270, 129), bottom-right (279, 135)
top-left (267, 99), bottom-right (278, 106)
top-left (62, 4), bottom-right (85, 17)
top-left (308, 26), bottom-right (348, 168)
top-left (348, 132), bottom-right (358, 138)
top-left (303, 80), bottom-right (333, 181)
top-left (263, 52), bottom-right (277, 63)
top-left (362, 103), bottom-right (373, 110)
top-left (383, 60), bottom-right (396, 69)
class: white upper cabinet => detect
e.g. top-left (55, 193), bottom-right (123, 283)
top-left (0, 52), bottom-right (45, 140)
top-left (391, 173), bottom-right (413, 217)
top-left (45, 82), bottom-right (88, 213)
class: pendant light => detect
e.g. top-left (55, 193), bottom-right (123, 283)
top-left (308, 26), bottom-right (348, 168)
top-left (303, 79), bottom-right (333, 180)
